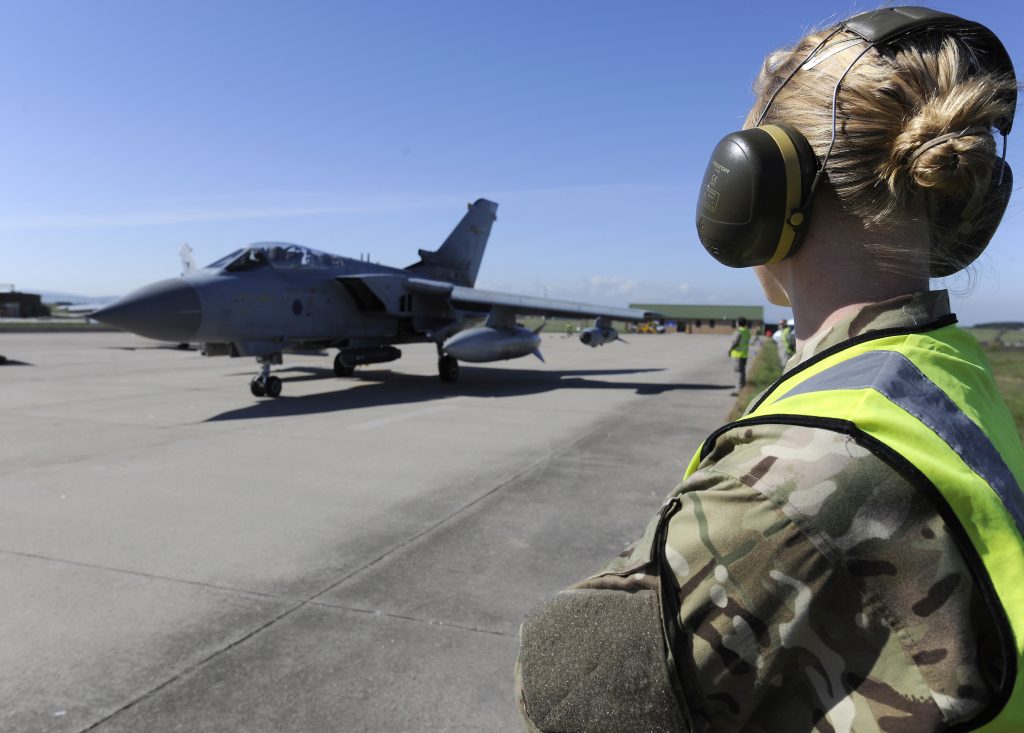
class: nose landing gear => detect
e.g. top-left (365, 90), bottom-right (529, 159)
top-left (250, 354), bottom-right (283, 398)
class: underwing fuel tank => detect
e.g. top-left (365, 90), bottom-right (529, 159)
top-left (443, 326), bottom-right (542, 363)
top-left (580, 326), bottom-right (618, 347)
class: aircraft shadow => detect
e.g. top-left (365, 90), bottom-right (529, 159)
top-left (206, 366), bottom-right (732, 422)
top-left (107, 344), bottom-right (196, 352)
top-left (0, 358), bottom-right (32, 366)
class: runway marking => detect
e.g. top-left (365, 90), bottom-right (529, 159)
top-left (346, 403), bottom-right (456, 431)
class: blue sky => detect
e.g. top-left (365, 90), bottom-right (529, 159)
top-left (1, 0), bottom-right (1021, 325)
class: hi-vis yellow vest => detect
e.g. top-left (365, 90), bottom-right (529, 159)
top-left (730, 326), bottom-right (751, 359)
top-left (685, 319), bottom-right (1024, 730)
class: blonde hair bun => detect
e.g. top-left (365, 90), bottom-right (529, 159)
top-left (888, 48), bottom-right (1002, 201)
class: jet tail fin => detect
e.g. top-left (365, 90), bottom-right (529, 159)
top-left (405, 199), bottom-right (497, 287)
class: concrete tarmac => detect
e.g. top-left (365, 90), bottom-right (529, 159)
top-left (0, 331), bottom-right (734, 732)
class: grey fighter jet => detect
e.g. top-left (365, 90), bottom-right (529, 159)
top-left (92, 199), bottom-right (656, 397)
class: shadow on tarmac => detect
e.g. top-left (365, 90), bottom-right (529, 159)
top-left (206, 366), bottom-right (732, 422)
top-left (0, 358), bottom-right (32, 366)
top-left (107, 344), bottom-right (197, 352)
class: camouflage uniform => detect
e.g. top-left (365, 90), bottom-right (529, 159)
top-left (516, 291), bottom-right (1005, 732)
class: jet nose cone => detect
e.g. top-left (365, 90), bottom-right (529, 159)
top-left (92, 279), bottom-right (201, 342)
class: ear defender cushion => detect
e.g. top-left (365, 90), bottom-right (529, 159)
top-left (696, 124), bottom-right (818, 267)
top-left (929, 158), bottom-right (1013, 277)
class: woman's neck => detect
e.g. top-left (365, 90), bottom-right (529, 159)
top-left (786, 270), bottom-right (926, 347)
top-left (777, 204), bottom-right (930, 346)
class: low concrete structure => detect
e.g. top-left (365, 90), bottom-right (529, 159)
top-left (0, 290), bottom-right (50, 318)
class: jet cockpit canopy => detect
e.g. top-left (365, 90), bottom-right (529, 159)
top-left (205, 243), bottom-right (346, 272)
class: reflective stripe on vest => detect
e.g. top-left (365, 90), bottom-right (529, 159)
top-left (775, 349), bottom-right (1024, 536)
top-left (684, 323), bottom-right (1024, 730)
top-left (730, 327), bottom-right (751, 359)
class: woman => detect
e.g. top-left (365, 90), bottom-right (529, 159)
top-left (516, 6), bottom-right (1024, 732)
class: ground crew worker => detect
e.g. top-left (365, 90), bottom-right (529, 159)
top-left (777, 317), bottom-right (796, 362)
top-left (728, 316), bottom-right (750, 395)
top-left (516, 6), bottom-right (1024, 731)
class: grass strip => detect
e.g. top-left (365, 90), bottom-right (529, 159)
top-left (0, 321), bottom-right (119, 332)
top-left (983, 346), bottom-right (1024, 445)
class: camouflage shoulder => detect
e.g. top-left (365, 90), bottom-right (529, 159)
top-left (663, 422), bottom-right (997, 729)
top-left (573, 486), bottom-right (684, 591)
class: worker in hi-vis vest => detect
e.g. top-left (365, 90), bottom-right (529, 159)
top-left (778, 317), bottom-right (796, 362)
top-left (728, 316), bottom-right (751, 395)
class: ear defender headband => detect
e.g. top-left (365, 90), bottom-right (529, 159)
top-left (695, 6), bottom-right (1016, 272)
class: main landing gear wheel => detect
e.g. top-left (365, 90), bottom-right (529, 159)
top-left (438, 354), bottom-right (459, 383)
top-left (250, 377), bottom-right (266, 397)
top-left (333, 353), bottom-right (355, 377)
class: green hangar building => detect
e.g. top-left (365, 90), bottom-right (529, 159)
top-left (628, 303), bottom-right (764, 334)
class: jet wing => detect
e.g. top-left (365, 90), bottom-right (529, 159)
top-left (405, 278), bottom-right (658, 321)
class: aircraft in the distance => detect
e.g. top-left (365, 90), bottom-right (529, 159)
top-left (92, 199), bottom-right (657, 397)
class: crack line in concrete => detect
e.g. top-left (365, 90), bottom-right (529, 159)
top-left (304, 599), bottom-right (514, 638)
top-left (0, 548), bottom-right (285, 601)
top-left (0, 550), bottom-right (507, 640)
top-left (78, 598), bottom-right (308, 733)
top-left (299, 411), bottom-right (627, 604)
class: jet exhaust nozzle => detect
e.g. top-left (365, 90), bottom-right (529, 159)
top-left (580, 327), bottom-right (617, 347)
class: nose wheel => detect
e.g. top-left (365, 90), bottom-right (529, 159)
top-left (250, 355), bottom-right (283, 398)
top-left (250, 375), bottom-right (282, 398)
top-left (438, 354), bottom-right (460, 383)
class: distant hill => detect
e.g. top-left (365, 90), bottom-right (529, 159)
top-left (974, 322), bottom-right (1024, 330)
